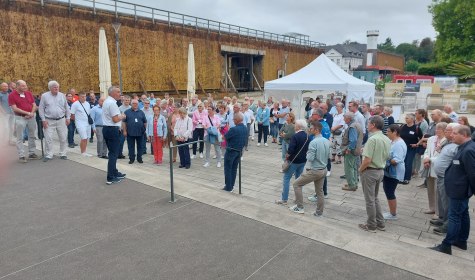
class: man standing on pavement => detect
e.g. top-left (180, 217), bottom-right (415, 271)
top-left (222, 112), bottom-right (247, 192)
top-left (102, 86), bottom-right (126, 185)
top-left (275, 99), bottom-right (290, 145)
top-left (90, 97), bottom-right (108, 159)
top-left (66, 91), bottom-right (78, 148)
top-left (70, 92), bottom-right (93, 157)
top-left (8, 80), bottom-right (38, 162)
top-left (431, 125), bottom-right (475, 255)
top-left (141, 99), bottom-right (154, 155)
top-left (289, 121), bottom-right (330, 216)
top-left (88, 92), bottom-right (98, 143)
top-left (0, 82), bottom-right (12, 145)
top-left (123, 99), bottom-right (147, 164)
top-left (358, 116), bottom-right (391, 232)
top-left (39, 81), bottom-right (70, 162)
top-left (341, 112), bottom-right (364, 191)
top-left (118, 95), bottom-right (131, 159)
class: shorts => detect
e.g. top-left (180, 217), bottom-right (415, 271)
top-left (76, 125), bottom-right (91, 140)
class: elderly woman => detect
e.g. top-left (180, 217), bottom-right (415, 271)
top-left (147, 105), bottom-right (167, 165)
top-left (458, 116), bottom-right (475, 134)
top-left (191, 102), bottom-right (207, 159)
top-left (331, 102), bottom-right (345, 164)
top-left (276, 119), bottom-right (309, 205)
top-left (279, 112), bottom-right (296, 161)
top-left (413, 109), bottom-right (429, 177)
top-left (159, 100), bottom-right (169, 119)
top-left (384, 107), bottom-right (395, 125)
top-left (217, 104), bottom-right (229, 157)
top-left (382, 124), bottom-right (407, 220)
top-left (174, 107), bottom-right (193, 169)
top-left (422, 122), bottom-right (447, 216)
top-left (269, 102), bottom-right (280, 143)
top-left (202, 105), bottom-right (222, 168)
top-left (400, 113), bottom-right (423, 184)
top-left (255, 100), bottom-right (270, 146)
top-left (167, 108), bottom-right (180, 162)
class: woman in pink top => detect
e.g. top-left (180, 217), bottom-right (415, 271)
top-left (202, 105), bottom-right (222, 168)
top-left (191, 102), bottom-right (207, 159)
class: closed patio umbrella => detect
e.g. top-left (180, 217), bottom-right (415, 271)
top-left (99, 27), bottom-right (112, 97)
top-left (187, 42), bottom-right (196, 100)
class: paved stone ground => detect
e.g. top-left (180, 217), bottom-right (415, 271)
top-left (0, 156), bottom-right (429, 280)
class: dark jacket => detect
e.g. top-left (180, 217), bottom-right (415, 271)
top-left (225, 123), bottom-right (247, 152)
top-left (287, 131), bottom-right (309, 164)
top-left (123, 108), bottom-right (147, 137)
top-left (444, 140), bottom-right (475, 199)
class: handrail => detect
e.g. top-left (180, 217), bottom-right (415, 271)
top-left (44, 0), bottom-right (325, 48)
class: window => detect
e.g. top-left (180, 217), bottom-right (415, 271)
top-left (337, 59), bottom-right (341, 64)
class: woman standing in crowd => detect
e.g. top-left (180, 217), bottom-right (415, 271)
top-left (217, 104), bottom-right (229, 158)
top-left (279, 112), bottom-right (296, 161)
top-left (269, 102), bottom-right (280, 143)
top-left (191, 102), bottom-right (207, 159)
top-left (458, 116), bottom-right (475, 134)
top-left (276, 119), bottom-right (309, 205)
top-left (422, 122), bottom-right (447, 216)
top-left (400, 113), bottom-right (423, 184)
top-left (255, 100), bottom-right (270, 146)
top-left (413, 109), bottom-right (429, 176)
top-left (174, 107), bottom-right (193, 169)
top-left (147, 105), bottom-right (167, 165)
top-left (167, 107), bottom-right (180, 162)
top-left (331, 102), bottom-right (345, 164)
top-left (383, 124), bottom-right (407, 220)
top-left (384, 107), bottom-right (395, 125)
top-left (202, 105), bottom-right (222, 168)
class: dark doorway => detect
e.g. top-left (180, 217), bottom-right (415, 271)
top-left (222, 52), bottom-right (263, 92)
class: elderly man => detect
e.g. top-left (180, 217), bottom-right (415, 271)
top-left (289, 121), bottom-right (330, 216)
top-left (123, 99), bottom-right (147, 164)
top-left (358, 116), bottom-right (391, 232)
top-left (223, 112), bottom-right (247, 192)
top-left (141, 99), bottom-right (153, 154)
top-left (443, 104), bottom-right (458, 123)
top-left (118, 95), bottom-right (131, 159)
top-left (331, 102), bottom-right (345, 163)
top-left (341, 112), bottom-right (364, 191)
top-left (39, 81), bottom-right (71, 161)
top-left (431, 125), bottom-right (475, 255)
top-left (8, 80), bottom-right (38, 162)
top-left (102, 86), bottom-right (126, 185)
top-left (71, 92), bottom-right (93, 157)
top-left (187, 96), bottom-right (198, 117)
top-left (91, 97), bottom-right (108, 159)
top-left (275, 99), bottom-right (290, 145)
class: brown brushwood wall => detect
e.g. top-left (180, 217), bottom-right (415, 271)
top-left (0, 0), bottom-right (322, 94)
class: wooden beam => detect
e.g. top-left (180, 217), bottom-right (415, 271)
top-left (197, 79), bottom-right (207, 95)
top-left (139, 80), bottom-right (148, 95)
top-left (169, 77), bottom-right (180, 95)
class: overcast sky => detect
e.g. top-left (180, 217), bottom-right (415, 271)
top-left (121, 0), bottom-right (436, 46)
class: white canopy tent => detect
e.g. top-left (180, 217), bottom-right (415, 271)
top-left (264, 54), bottom-right (375, 118)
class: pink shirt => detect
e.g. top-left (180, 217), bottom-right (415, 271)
top-left (192, 109), bottom-right (208, 130)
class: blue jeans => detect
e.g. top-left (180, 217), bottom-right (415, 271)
top-left (404, 147), bottom-right (417, 181)
top-left (224, 149), bottom-right (240, 191)
top-left (67, 121), bottom-right (76, 145)
top-left (281, 141), bottom-right (288, 160)
top-left (118, 132), bottom-right (125, 156)
top-left (278, 123), bottom-right (284, 143)
top-left (103, 126), bottom-right (120, 181)
top-left (270, 122), bottom-right (279, 139)
top-left (282, 162), bottom-right (305, 201)
top-left (443, 198), bottom-right (470, 246)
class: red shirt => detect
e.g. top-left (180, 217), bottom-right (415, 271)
top-left (8, 90), bottom-right (35, 114)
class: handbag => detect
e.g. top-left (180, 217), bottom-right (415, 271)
top-left (282, 134), bottom-right (309, 172)
top-left (333, 129), bottom-right (342, 136)
top-left (79, 102), bottom-right (94, 125)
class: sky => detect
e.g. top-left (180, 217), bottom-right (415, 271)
top-left (121, 0), bottom-right (437, 46)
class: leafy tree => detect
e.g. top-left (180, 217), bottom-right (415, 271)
top-left (429, 0), bottom-right (475, 62)
top-left (417, 63), bottom-right (447, 75)
top-left (447, 61), bottom-right (475, 79)
top-left (395, 43), bottom-right (419, 61)
top-left (378, 37), bottom-right (396, 52)
top-left (405, 60), bottom-right (420, 73)
top-left (418, 37), bottom-right (435, 63)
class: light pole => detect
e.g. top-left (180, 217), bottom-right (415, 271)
top-left (112, 22), bottom-right (123, 94)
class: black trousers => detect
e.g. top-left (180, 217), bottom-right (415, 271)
top-left (192, 128), bottom-right (204, 154)
top-left (127, 135), bottom-right (144, 161)
top-left (257, 124), bottom-right (269, 143)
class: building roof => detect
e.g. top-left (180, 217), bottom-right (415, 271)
top-left (358, 65), bottom-right (401, 72)
top-left (324, 43), bottom-right (365, 58)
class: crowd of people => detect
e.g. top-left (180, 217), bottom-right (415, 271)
top-left (1, 80), bottom-right (475, 255)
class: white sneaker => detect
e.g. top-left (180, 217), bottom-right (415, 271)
top-left (324, 194), bottom-right (329, 199)
top-left (326, 171), bottom-right (331, 177)
top-left (383, 212), bottom-right (398, 220)
top-left (241, 157), bottom-right (243, 161)
top-left (190, 155), bottom-right (196, 159)
top-left (288, 205), bottom-right (304, 214)
top-left (307, 195), bottom-right (317, 202)
top-left (203, 162), bottom-right (210, 167)
top-left (251, 137), bottom-right (255, 141)
top-left (217, 162), bottom-right (221, 168)
top-left (81, 153), bottom-right (92, 157)
top-left (257, 143), bottom-right (261, 146)
top-left (212, 155), bottom-right (217, 159)
top-left (199, 153), bottom-right (204, 158)
top-left (264, 143), bottom-right (268, 147)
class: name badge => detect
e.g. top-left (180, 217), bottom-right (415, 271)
top-left (409, 131), bottom-right (415, 135)
top-left (453, 160), bottom-right (460, 165)
top-left (20, 94), bottom-right (25, 98)
top-left (135, 118), bottom-right (138, 123)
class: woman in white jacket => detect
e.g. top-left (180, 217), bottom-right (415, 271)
top-left (422, 122), bottom-right (447, 217)
top-left (174, 107), bottom-right (193, 169)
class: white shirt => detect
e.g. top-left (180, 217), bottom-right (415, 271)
top-left (102, 96), bottom-right (121, 127)
top-left (332, 113), bottom-right (345, 131)
top-left (244, 109), bottom-right (254, 124)
top-left (354, 111), bottom-right (366, 132)
top-left (71, 101), bottom-right (91, 127)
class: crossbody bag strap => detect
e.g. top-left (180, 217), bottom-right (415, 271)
top-left (79, 102), bottom-right (91, 117)
top-left (288, 134), bottom-right (309, 165)
top-left (208, 115), bottom-right (214, 127)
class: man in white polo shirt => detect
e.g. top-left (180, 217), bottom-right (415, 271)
top-left (102, 86), bottom-right (126, 185)
top-left (71, 92), bottom-right (92, 157)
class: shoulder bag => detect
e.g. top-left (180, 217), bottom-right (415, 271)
top-left (79, 102), bottom-right (94, 125)
top-left (282, 134), bottom-right (309, 172)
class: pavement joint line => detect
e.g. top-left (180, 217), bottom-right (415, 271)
top-left (0, 200), bottom-right (195, 280)
top-left (243, 238), bottom-right (298, 280)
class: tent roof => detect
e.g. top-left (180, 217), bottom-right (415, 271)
top-left (264, 54), bottom-right (375, 92)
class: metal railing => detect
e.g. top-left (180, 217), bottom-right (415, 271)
top-left (40, 0), bottom-right (325, 48)
top-left (168, 139), bottom-right (243, 203)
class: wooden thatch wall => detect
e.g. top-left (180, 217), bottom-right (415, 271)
top-left (0, 0), bottom-right (322, 94)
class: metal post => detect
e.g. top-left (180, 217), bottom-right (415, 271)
top-left (112, 22), bottom-right (123, 94)
top-left (238, 151), bottom-right (242, 194)
top-left (93, 0), bottom-right (96, 16)
top-left (169, 145), bottom-right (175, 203)
top-left (152, 9), bottom-right (154, 24)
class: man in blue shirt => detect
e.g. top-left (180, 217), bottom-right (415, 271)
top-left (123, 99), bottom-right (147, 164)
top-left (341, 112), bottom-right (364, 191)
top-left (431, 125), bottom-right (475, 255)
top-left (90, 97), bottom-right (108, 158)
top-left (223, 112), bottom-right (247, 192)
top-left (0, 82), bottom-right (12, 145)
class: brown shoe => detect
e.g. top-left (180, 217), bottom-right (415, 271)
top-left (342, 185), bottom-right (357, 191)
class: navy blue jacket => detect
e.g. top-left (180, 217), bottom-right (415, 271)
top-left (123, 108), bottom-right (147, 137)
top-left (444, 140), bottom-right (475, 199)
top-left (287, 131), bottom-right (309, 164)
top-left (323, 113), bottom-right (333, 128)
top-left (225, 123), bottom-right (247, 152)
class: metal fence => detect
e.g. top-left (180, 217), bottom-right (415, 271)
top-left (42, 0), bottom-right (325, 48)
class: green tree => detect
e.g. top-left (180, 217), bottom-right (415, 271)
top-left (405, 60), bottom-right (420, 73)
top-left (378, 37), bottom-right (396, 52)
top-left (447, 61), bottom-right (475, 79)
top-left (429, 0), bottom-right (475, 62)
top-left (395, 43), bottom-right (419, 61)
top-left (417, 37), bottom-right (435, 63)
